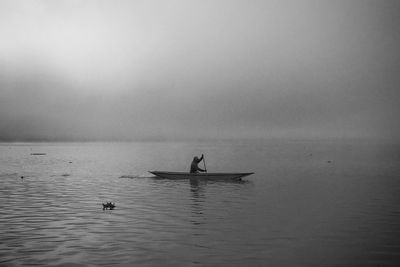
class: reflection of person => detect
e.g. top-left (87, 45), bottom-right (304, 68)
top-left (190, 154), bottom-right (206, 173)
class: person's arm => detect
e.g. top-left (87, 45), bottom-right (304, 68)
top-left (197, 166), bottom-right (206, 172)
top-left (199, 154), bottom-right (204, 161)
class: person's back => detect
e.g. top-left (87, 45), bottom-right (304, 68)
top-left (190, 154), bottom-right (205, 173)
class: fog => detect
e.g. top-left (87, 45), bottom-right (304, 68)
top-left (1, 0), bottom-right (399, 141)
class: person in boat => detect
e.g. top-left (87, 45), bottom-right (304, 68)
top-left (190, 154), bottom-right (206, 173)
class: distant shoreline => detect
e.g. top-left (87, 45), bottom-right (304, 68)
top-left (0, 136), bottom-right (399, 145)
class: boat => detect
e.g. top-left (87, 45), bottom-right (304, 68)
top-left (149, 171), bottom-right (254, 181)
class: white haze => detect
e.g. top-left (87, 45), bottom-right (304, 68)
top-left (0, 0), bottom-right (399, 141)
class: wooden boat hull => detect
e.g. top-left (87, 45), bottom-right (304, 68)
top-left (149, 171), bottom-right (254, 181)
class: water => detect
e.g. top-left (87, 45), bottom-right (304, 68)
top-left (1, 140), bottom-right (399, 266)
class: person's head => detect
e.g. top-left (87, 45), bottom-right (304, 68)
top-left (193, 156), bottom-right (199, 162)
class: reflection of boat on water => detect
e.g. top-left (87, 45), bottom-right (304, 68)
top-left (189, 178), bottom-right (206, 225)
top-left (149, 171), bottom-right (254, 181)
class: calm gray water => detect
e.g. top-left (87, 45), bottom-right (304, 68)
top-left (1, 140), bottom-right (400, 266)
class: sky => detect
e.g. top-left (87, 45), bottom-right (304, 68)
top-left (0, 0), bottom-right (399, 141)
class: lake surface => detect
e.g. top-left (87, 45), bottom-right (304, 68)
top-left (1, 139), bottom-right (399, 266)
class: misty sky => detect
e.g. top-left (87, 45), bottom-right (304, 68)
top-left (0, 0), bottom-right (399, 141)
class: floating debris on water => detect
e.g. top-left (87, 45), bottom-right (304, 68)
top-left (61, 174), bottom-right (71, 177)
top-left (102, 202), bottom-right (116, 210)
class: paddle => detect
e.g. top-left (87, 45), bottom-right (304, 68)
top-left (202, 154), bottom-right (207, 172)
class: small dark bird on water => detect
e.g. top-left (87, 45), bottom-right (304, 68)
top-left (102, 202), bottom-right (116, 210)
